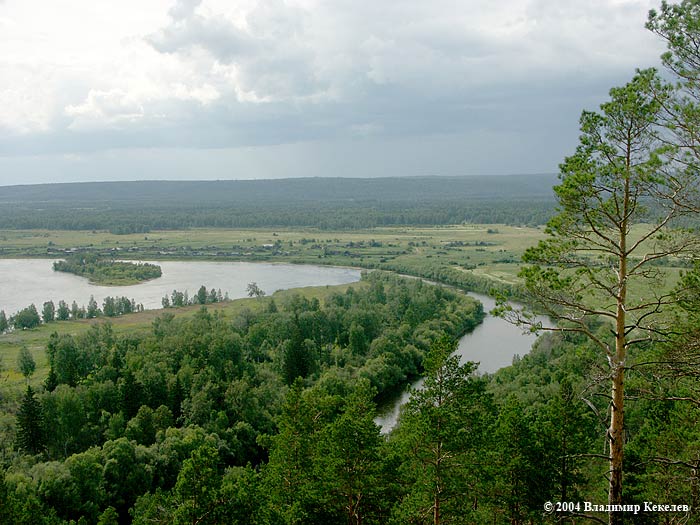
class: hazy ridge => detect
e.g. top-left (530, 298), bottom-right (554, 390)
top-left (0, 174), bottom-right (557, 205)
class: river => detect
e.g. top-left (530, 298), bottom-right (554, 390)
top-left (0, 259), bottom-right (361, 315)
top-left (0, 258), bottom-right (546, 434)
top-left (374, 292), bottom-right (550, 433)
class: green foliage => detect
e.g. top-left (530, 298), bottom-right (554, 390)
top-left (316, 380), bottom-right (387, 524)
top-left (492, 396), bottom-right (556, 524)
top-left (102, 296), bottom-right (136, 317)
top-left (17, 346), bottom-right (36, 379)
top-left (246, 282), bottom-right (266, 299)
top-left (16, 385), bottom-right (45, 455)
top-left (390, 334), bottom-right (494, 524)
top-left (53, 254), bottom-right (162, 285)
top-left (11, 304), bottom-right (41, 330)
top-left (97, 506), bottom-right (119, 525)
top-left (171, 442), bottom-right (222, 524)
top-left (504, 66), bottom-right (700, 520)
top-left (41, 301), bottom-right (55, 323)
top-left (0, 175), bottom-right (557, 232)
top-left (56, 300), bottom-right (70, 321)
top-left (1, 273), bottom-right (483, 523)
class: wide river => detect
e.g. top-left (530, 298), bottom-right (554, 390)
top-left (0, 259), bottom-right (361, 315)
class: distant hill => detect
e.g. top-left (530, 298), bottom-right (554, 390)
top-left (0, 175), bottom-right (557, 231)
top-left (0, 175), bottom-right (556, 205)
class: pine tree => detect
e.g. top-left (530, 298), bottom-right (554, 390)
top-left (498, 70), bottom-right (700, 522)
top-left (317, 380), bottom-right (385, 525)
top-left (16, 385), bottom-right (45, 455)
top-left (392, 334), bottom-right (493, 525)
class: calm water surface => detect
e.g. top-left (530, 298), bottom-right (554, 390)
top-left (0, 259), bottom-right (361, 315)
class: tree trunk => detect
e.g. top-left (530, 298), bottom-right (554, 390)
top-left (609, 175), bottom-right (628, 525)
top-left (609, 361), bottom-right (625, 525)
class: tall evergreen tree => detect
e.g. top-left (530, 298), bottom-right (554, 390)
top-left (263, 379), bottom-right (322, 524)
top-left (317, 380), bottom-right (386, 525)
top-left (16, 385), bottom-right (44, 455)
top-left (391, 334), bottom-right (493, 525)
top-left (282, 322), bottom-right (312, 384)
top-left (493, 396), bottom-right (554, 525)
top-left (498, 70), bottom-right (700, 523)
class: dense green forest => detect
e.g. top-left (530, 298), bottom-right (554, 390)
top-left (0, 199), bottom-right (554, 233)
top-left (0, 272), bottom-right (488, 524)
top-left (0, 175), bottom-right (556, 232)
top-left (1, 273), bottom-right (697, 524)
top-left (0, 175), bottom-right (556, 204)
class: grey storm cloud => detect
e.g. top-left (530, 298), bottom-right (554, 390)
top-left (140, 0), bottom-right (664, 140)
top-left (0, 0), bottom-right (668, 184)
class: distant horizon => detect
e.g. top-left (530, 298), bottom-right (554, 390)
top-left (0, 171), bottom-right (557, 190)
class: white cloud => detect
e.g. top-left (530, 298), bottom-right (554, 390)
top-left (0, 0), bottom-right (669, 182)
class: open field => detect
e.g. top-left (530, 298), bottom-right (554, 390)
top-left (1, 222), bottom-right (687, 287)
top-left (0, 222), bottom-right (688, 301)
top-left (0, 224), bottom-right (544, 396)
top-left (0, 224), bottom-right (687, 382)
top-left (0, 224), bottom-right (544, 278)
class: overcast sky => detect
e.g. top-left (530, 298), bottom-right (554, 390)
top-left (0, 0), bottom-right (666, 186)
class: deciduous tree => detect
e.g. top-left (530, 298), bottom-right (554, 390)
top-left (42, 301), bottom-right (55, 323)
top-left (17, 346), bottom-right (36, 380)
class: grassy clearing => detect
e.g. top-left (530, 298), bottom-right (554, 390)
top-left (0, 224), bottom-right (688, 298)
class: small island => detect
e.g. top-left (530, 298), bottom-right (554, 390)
top-left (53, 253), bottom-right (162, 285)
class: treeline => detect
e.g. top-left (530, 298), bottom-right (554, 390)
top-left (53, 254), bottom-right (161, 284)
top-left (0, 175), bottom-right (558, 204)
top-left (0, 200), bottom-right (555, 233)
top-left (0, 273), bottom-right (485, 523)
top-left (161, 285), bottom-right (227, 308)
top-left (1, 296), bottom-right (143, 332)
